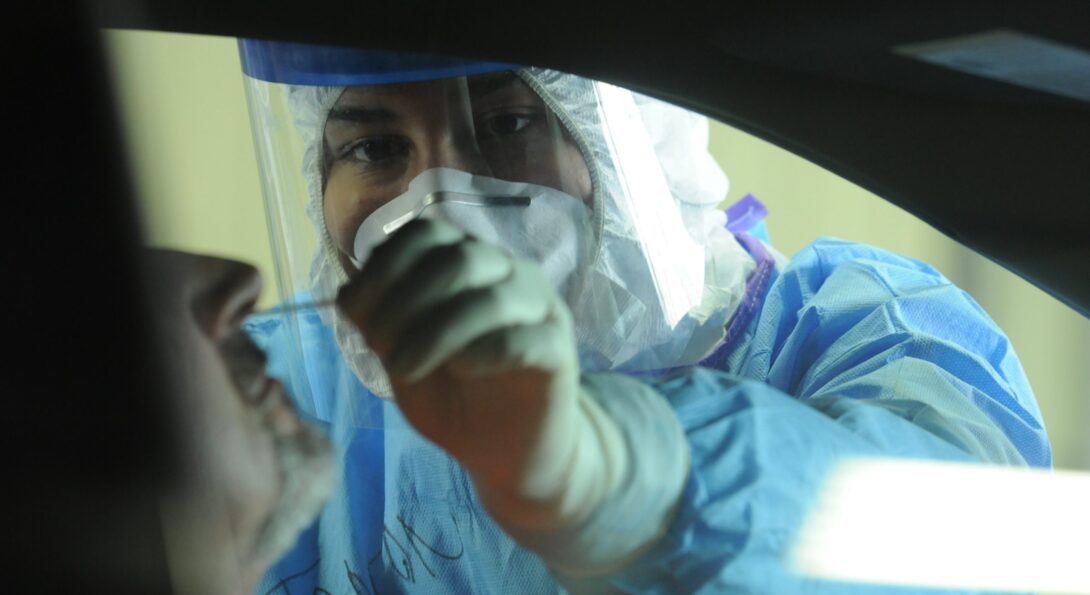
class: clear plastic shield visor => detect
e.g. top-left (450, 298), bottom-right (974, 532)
top-left (240, 40), bottom-right (749, 427)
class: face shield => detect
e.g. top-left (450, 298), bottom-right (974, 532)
top-left (240, 39), bottom-right (755, 425)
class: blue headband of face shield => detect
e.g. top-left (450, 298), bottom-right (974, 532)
top-left (238, 39), bottom-right (520, 85)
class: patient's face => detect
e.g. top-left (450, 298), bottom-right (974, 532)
top-left (148, 249), bottom-right (333, 592)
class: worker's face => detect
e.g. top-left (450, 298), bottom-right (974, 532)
top-left (467, 72), bottom-right (592, 205)
top-left (149, 249), bottom-right (333, 593)
top-left (322, 72), bottom-right (592, 264)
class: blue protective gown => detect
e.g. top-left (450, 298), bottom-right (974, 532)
top-left (247, 236), bottom-right (1049, 594)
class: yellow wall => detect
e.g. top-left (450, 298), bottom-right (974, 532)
top-left (104, 29), bottom-right (1089, 470)
top-left (104, 30), bottom-right (275, 304)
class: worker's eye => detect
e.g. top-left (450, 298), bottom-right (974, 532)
top-left (475, 110), bottom-right (542, 142)
top-left (341, 137), bottom-right (410, 165)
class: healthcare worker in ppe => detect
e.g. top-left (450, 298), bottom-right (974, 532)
top-left (239, 40), bottom-right (1051, 594)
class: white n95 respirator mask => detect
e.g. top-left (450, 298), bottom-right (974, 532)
top-left (352, 167), bottom-right (595, 302)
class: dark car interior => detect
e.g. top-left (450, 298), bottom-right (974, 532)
top-left (8, 1), bottom-right (1086, 591)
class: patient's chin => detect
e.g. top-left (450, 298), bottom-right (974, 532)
top-left (250, 423), bottom-right (335, 568)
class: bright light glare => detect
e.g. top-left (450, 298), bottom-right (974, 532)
top-left (593, 82), bottom-right (705, 326)
top-left (790, 458), bottom-right (1090, 594)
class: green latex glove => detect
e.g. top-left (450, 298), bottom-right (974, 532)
top-left (337, 218), bottom-right (689, 578)
top-left (336, 218), bottom-right (596, 518)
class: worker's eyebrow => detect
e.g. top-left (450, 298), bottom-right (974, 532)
top-left (327, 106), bottom-right (399, 124)
top-left (468, 72), bottom-right (520, 98)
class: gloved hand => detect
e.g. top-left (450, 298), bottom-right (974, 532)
top-left (336, 218), bottom-right (608, 527)
top-left (337, 218), bottom-right (690, 578)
